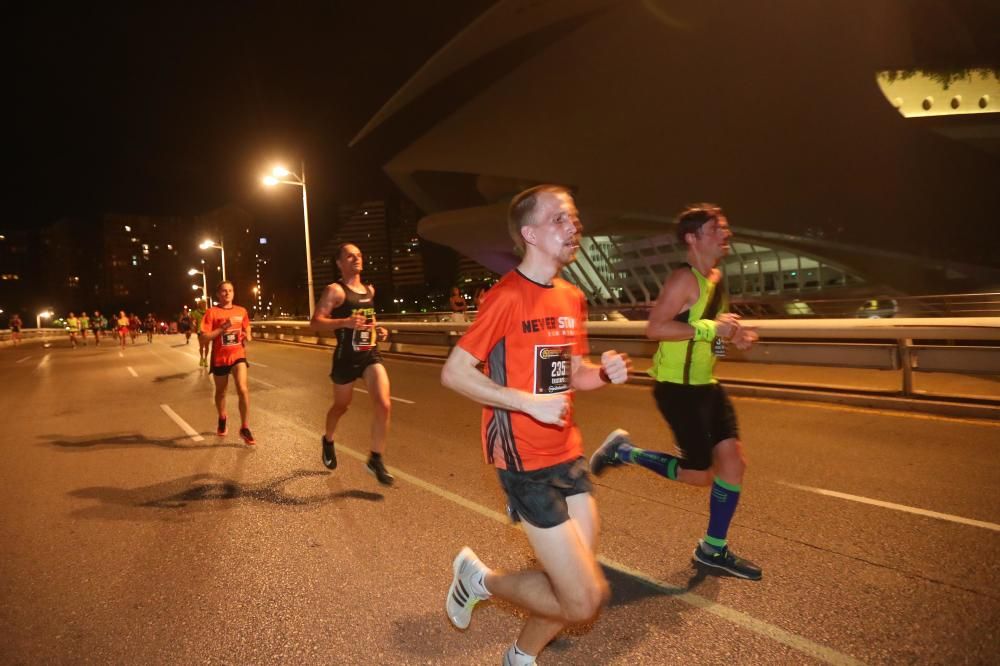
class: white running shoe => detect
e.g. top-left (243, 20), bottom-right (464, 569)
top-left (446, 546), bottom-right (489, 629)
top-left (503, 643), bottom-right (538, 665)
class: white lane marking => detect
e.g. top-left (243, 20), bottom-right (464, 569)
top-left (253, 361), bottom-right (269, 368)
top-left (780, 482), bottom-right (1000, 532)
top-left (16, 356), bottom-right (31, 363)
top-left (353, 387), bottom-right (415, 404)
top-left (118, 351), bottom-right (124, 358)
top-left (257, 406), bottom-right (861, 666)
top-left (159, 404), bottom-right (205, 442)
top-left (37, 354), bottom-right (51, 369)
top-left (127, 366), bottom-right (139, 378)
top-left (251, 376), bottom-right (277, 389)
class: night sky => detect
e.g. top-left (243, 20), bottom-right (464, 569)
top-left (12, 1), bottom-right (491, 239)
top-left (11, 1), bottom-right (1000, 277)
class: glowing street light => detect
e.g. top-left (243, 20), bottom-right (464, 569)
top-left (187, 262), bottom-right (209, 303)
top-left (36, 309), bottom-right (53, 329)
top-left (199, 238), bottom-right (226, 281)
top-left (261, 161), bottom-right (314, 318)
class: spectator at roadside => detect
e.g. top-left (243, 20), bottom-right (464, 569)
top-left (449, 287), bottom-right (468, 323)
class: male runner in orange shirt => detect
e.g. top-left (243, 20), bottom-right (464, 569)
top-left (201, 280), bottom-right (255, 445)
top-left (441, 185), bottom-right (630, 666)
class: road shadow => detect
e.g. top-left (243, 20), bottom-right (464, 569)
top-left (42, 432), bottom-right (248, 451)
top-left (69, 469), bottom-right (384, 520)
top-left (603, 561), bottom-right (714, 607)
top-left (540, 563), bottom-right (716, 654)
top-left (153, 370), bottom-right (198, 383)
top-left (392, 559), bottom-right (717, 662)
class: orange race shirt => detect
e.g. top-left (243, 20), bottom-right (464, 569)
top-left (458, 270), bottom-right (589, 472)
top-left (202, 305), bottom-right (250, 367)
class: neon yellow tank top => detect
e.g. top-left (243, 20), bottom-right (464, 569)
top-left (647, 267), bottom-right (724, 385)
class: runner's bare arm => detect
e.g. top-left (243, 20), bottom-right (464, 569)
top-left (571, 350), bottom-right (631, 390)
top-left (730, 326), bottom-right (758, 350)
top-left (646, 270), bottom-right (740, 341)
top-left (310, 283), bottom-right (364, 331)
top-left (369, 287), bottom-right (389, 340)
top-left (442, 345), bottom-right (570, 427)
top-left (645, 270), bottom-right (699, 340)
top-left (200, 316), bottom-right (231, 342)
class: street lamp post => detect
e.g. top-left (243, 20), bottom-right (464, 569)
top-left (199, 238), bottom-right (226, 282)
top-left (188, 263), bottom-right (208, 303)
top-left (262, 161), bottom-right (314, 318)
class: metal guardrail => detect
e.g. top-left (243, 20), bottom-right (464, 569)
top-left (0, 328), bottom-right (64, 344)
top-left (260, 293), bottom-right (1000, 323)
top-left (610, 292), bottom-right (1000, 320)
top-left (252, 318), bottom-right (1000, 404)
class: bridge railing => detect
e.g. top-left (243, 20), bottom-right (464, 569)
top-left (0, 328), bottom-right (65, 344)
top-left (252, 318), bottom-right (999, 406)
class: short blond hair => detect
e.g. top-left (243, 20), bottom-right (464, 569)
top-left (507, 184), bottom-right (572, 254)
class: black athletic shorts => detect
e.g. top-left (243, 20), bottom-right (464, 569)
top-left (653, 381), bottom-right (739, 471)
top-left (210, 358), bottom-right (248, 377)
top-left (330, 349), bottom-right (383, 385)
top-left (497, 457), bottom-right (592, 529)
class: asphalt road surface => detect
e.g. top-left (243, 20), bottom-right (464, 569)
top-left (2, 334), bottom-right (997, 664)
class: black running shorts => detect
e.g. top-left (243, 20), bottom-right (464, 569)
top-left (497, 457), bottom-right (593, 529)
top-left (653, 381), bottom-right (739, 471)
top-left (210, 358), bottom-right (248, 377)
top-left (330, 349), bottom-right (383, 385)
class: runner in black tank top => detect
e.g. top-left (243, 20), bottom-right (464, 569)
top-left (329, 279), bottom-right (382, 382)
top-left (310, 243), bottom-right (394, 485)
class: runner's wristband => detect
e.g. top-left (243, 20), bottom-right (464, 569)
top-left (691, 319), bottom-right (717, 342)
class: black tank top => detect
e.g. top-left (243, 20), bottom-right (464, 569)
top-left (331, 280), bottom-right (377, 359)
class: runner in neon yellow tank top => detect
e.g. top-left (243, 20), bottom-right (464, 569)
top-left (648, 265), bottom-right (726, 386)
top-left (190, 301), bottom-right (208, 367)
top-left (590, 204), bottom-right (764, 580)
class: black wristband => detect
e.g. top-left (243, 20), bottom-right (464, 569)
top-left (599, 367), bottom-right (611, 384)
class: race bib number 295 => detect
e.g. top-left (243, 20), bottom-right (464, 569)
top-left (534, 344), bottom-right (572, 394)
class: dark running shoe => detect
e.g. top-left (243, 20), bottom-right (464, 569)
top-left (239, 427), bottom-right (256, 446)
top-left (367, 456), bottom-right (394, 486)
top-left (217, 417), bottom-right (227, 437)
top-left (692, 542), bottom-right (762, 580)
top-left (589, 428), bottom-right (631, 477)
top-left (321, 436), bottom-right (337, 470)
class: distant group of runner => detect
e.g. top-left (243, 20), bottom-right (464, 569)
top-left (59, 309), bottom-right (201, 350)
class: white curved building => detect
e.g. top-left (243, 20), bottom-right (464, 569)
top-left (354, 0), bottom-right (1000, 305)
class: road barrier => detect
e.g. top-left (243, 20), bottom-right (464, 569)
top-left (252, 318), bottom-right (999, 417)
top-left (0, 328), bottom-right (65, 345)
